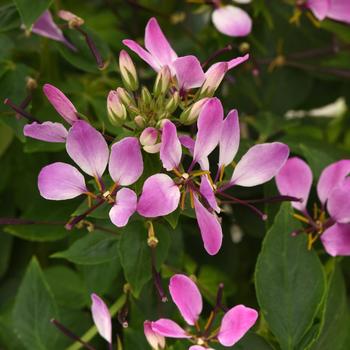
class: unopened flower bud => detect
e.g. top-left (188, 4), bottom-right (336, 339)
top-left (199, 62), bottom-right (228, 97)
top-left (180, 98), bottom-right (209, 125)
top-left (107, 90), bottom-right (127, 125)
top-left (58, 10), bottom-right (84, 28)
top-left (134, 115), bottom-right (145, 128)
top-left (239, 42), bottom-right (250, 53)
top-left (140, 127), bottom-right (158, 146)
top-left (165, 91), bottom-right (179, 113)
top-left (117, 87), bottom-right (133, 106)
top-left (144, 321), bottom-right (165, 350)
top-left (141, 86), bottom-right (152, 106)
top-left (119, 50), bottom-right (138, 91)
top-left (153, 66), bottom-right (171, 96)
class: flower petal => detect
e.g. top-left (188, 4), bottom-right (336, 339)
top-left (189, 346), bottom-right (209, 350)
top-left (137, 174), bottom-right (180, 217)
top-left (321, 223), bottom-right (350, 257)
top-left (327, 178), bottom-right (350, 224)
top-left (219, 109), bottom-right (240, 168)
top-left (38, 162), bottom-right (87, 200)
top-left (218, 305), bottom-right (258, 347)
top-left (212, 5), bottom-right (252, 37)
top-left (160, 120), bottom-right (182, 171)
top-left (66, 120), bottom-right (109, 178)
top-left (194, 195), bottom-right (223, 255)
top-left (109, 137), bottom-right (143, 186)
top-left (91, 293), bottom-right (112, 344)
top-left (122, 39), bottom-right (161, 71)
top-left (179, 135), bottom-right (209, 171)
top-left (169, 274), bottom-right (203, 326)
top-left (307, 0), bottom-right (330, 20)
top-left (193, 98), bottom-right (223, 163)
top-left (231, 142), bottom-right (289, 187)
top-left (43, 84), bottom-right (78, 124)
top-left (173, 55), bottom-right (205, 90)
top-left (109, 188), bottom-right (137, 227)
top-left (151, 319), bottom-right (190, 339)
top-left (202, 62), bottom-right (228, 94)
top-left (327, 0), bottom-right (350, 24)
top-left (200, 176), bottom-right (220, 213)
top-left (227, 53), bottom-right (250, 70)
top-left (144, 321), bottom-right (166, 350)
top-left (275, 157), bottom-right (313, 212)
top-left (144, 17), bottom-right (177, 67)
top-left (24, 121), bottom-right (67, 142)
top-left (32, 10), bottom-right (76, 51)
top-left (317, 159), bottom-right (350, 205)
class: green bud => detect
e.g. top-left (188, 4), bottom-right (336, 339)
top-left (165, 91), bottom-right (180, 113)
top-left (134, 115), bottom-right (145, 128)
top-left (117, 87), bottom-right (133, 106)
top-left (153, 66), bottom-right (171, 96)
top-left (119, 50), bottom-right (139, 91)
top-left (179, 98), bottom-right (209, 125)
top-left (141, 86), bottom-right (152, 106)
top-left (107, 90), bottom-right (127, 125)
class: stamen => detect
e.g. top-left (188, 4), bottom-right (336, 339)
top-left (3, 98), bottom-right (39, 122)
top-left (189, 189), bottom-right (195, 209)
top-left (293, 213), bottom-right (310, 225)
top-left (117, 302), bottom-right (129, 329)
top-left (150, 246), bottom-right (168, 302)
top-left (180, 190), bottom-right (187, 210)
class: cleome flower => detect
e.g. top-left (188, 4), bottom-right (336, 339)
top-left (305, 0), bottom-right (350, 23)
top-left (276, 157), bottom-right (350, 256)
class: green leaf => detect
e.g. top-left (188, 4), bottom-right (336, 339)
top-left (118, 222), bottom-right (170, 297)
top-left (51, 231), bottom-right (120, 265)
top-left (0, 4), bottom-right (21, 33)
top-left (255, 203), bottom-right (326, 350)
top-left (13, 0), bottom-right (52, 28)
top-left (12, 257), bottom-right (59, 350)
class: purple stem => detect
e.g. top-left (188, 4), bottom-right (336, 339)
top-left (3, 98), bottom-right (40, 122)
top-left (202, 44), bottom-right (233, 69)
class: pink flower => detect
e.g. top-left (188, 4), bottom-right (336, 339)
top-left (306, 0), bottom-right (350, 23)
top-left (144, 321), bottom-right (166, 350)
top-left (90, 293), bottom-right (112, 344)
top-left (149, 274), bottom-right (258, 348)
top-left (276, 157), bottom-right (350, 256)
top-left (123, 17), bottom-right (249, 91)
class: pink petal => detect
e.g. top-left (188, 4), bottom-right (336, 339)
top-left (66, 121), bottom-right (109, 178)
top-left (43, 84), bottom-right (78, 124)
top-left (203, 62), bottom-right (228, 94)
top-left (109, 137), bottom-right (143, 186)
top-left (173, 55), bottom-right (205, 90)
top-left (151, 319), bottom-right (190, 339)
top-left (32, 10), bottom-right (76, 51)
top-left (321, 223), bottom-right (350, 257)
top-left (307, 0), bottom-right (330, 20)
top-left (179, 135), bottom-right (209, 171)
top-left (231, 142), bottom-right (289, 187)
top-left (317, 159), bottom-right (350, 205)
top-left (123, 39), bottom-right (161, 71)
top-left (219, 109), bottom-right (240, 168)
top-left (169, 274), bottom-right (203, 326)
top-left (194, 195), bottom-right (223, 255)
top-left (327, 178), bottom-right (350, 224)
top-left (275, 157), bottom-right (313, 212)
top-left (140, 127), bottom-right (159, 146)
top-left (144, 321), bottom-right (166, 350)
top-left (109, 188), bottom-right (137, 227)
top-left (38, 162), bottom-right (87, 200)
top-left (193, 98), bottom-right (223, 163)
top-left (326, 0), bottom-right (350, 23)
top-left (212, 5), bottom-right (252, 37)
top-left (218, 305), bottom-right (258, 347)
top-left (90, 293), bottom-right (112, 344)
top-left (200, 176), bottom-right (220, 213)
top-left (227, 53), bottom-right (250, 70)
top-left (144, 17), bottom-right (177, 68)
top-left (137, 174), bottom-right (180, 217)
top-left (189, 346), bottom-right (208, 350)
top-left (23, 121), bottom-right (67, 142)
top-left (160, 120), bottom-right (182, 171)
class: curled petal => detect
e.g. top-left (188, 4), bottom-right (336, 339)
top-left (24, 121), bottom-right (67, 142)
top-left (212, 5), bottom-right (252, 37)
top-left (144, 17), bottom-right (177, 67)
top-left (32, 10), bottom-right (76, 51)
top-left (327, 179), bottom-right (350, 224)
top-left (327, 0), bottom-right (350, 24)
top-left (43, 84), bottom-right (78, 124)
top-left (109, 137), bottom-right (143, 186)
top-left (194, 195), bottom-right (223, 255)
top-left (218, 305), bottom-right (258, 347)
top-left (151, 319), bottom-right (190, 339)
top-left (66, 121), bottom-right (109, 178)
top-left (219, 109), bottom-right (240, 168)
top-left (169, 274), bottom-right (203, 326)
top-left (109, 188), bottom-right (137, 227)
top-left (275, 157), bottom-right (313, 212)
top-left (317, 159), bottom-right (350, 205)
top-left (306, 0), bottom-right (330, 20)
top-left (203, 62), bottom-right (228, 94)
top-left (193, 98), bottom-right (223, 163)
top-left (38, 162), bottom-right (87, 200)
top-left (144, 321), bottom-right (165, 350)
top-left (137, 174), bottom-right (180, 217)
top-left (200, 176), bottom-right (220, 213)
top-left (231, 142), bottom-right (289, 187)
top-left (321, 223), bottom-right (350, 257)
top-left (91, 294), bottom-right (112, 344)
top-left (227, 53), bottom-right (250, 70)
top-left (173, 55), bottom-right (205, 90)
top-left (160, 120), bottom-right (182, 171)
